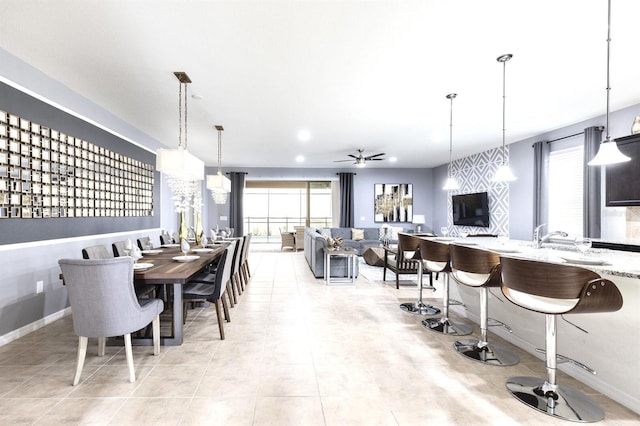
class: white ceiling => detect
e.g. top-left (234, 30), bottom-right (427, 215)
top-left (1, 0), bottom-right (640, 169)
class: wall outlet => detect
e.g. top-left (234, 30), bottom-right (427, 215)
top-left (36, 280), bottom-right (44, 294)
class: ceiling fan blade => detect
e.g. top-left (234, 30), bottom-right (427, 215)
top-left (347, 154), bottom-right (358, 159)
top-left (364, 153), bottom-right (385, 160)
top-left (333, 159), bottom-right (354, 162)
top-left (369, 158), bottom-right (384, 161)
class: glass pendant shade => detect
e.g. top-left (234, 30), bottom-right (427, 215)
top-left (492, 163), bottom-right (517, 182)
top-left (207, 172), bottom-right (231, 204)
top-left (156, 148), bottom-right (204, 180)
top-left (442, 176), bottom-right (460, 191)
top-left (588, 0), bottom-right (630, 167)
top-left (588, 138), bottom-right (631, 166)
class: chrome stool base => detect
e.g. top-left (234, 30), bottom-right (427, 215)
top-left (399, 301), bottom-right (440, 315)
top-left (453, 339), bottom-right (519, 366)
top-left (506, 376), bottom-right (604, 423)
top-left (422, 317), bottom-right (472, 336)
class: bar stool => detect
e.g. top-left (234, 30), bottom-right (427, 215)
top-left (398, 233), bottom-right (440, 315)
top-left (500, 256), bottom-right (623, 422)
top-left (449, 244), bottom-right (519, 366)
top-left (419, 239), bottom-right (472, 336)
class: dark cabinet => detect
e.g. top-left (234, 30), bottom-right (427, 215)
top-left (605, 133), bottom-right (640, 206)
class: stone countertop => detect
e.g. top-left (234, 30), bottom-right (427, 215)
top-left (426, 237), bottom-right (640, 279)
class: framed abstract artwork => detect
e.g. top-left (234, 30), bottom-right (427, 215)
top-left (374, 183), bottom-right (413, 223)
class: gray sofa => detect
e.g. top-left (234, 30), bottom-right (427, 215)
top-left (303, 227), bottom-right (381, 278)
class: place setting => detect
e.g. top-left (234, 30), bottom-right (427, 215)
top-left (557, 238), bottom-right (609, 266)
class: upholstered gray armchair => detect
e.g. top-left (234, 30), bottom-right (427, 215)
top-left (81, 245), bottom-right (111, 259)
top-left (58, 257), bottom-right (164, 385)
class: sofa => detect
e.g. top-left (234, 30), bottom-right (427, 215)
top-left (303, 227), bottom-right (400, 278)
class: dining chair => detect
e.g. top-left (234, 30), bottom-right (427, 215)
top-left (240, 233), bottom-right (253, 283)
top-left (81, 245), bottom-right (111, 259)
top-left (182, 240), bottom-right (236, 340)
top-left (396, 233), bottom-right (440, 315)
top-left (58, 257), bottom-right (164, 385)
top-left (137, 236), bottom-right (152, 250)
top-left (112, 240), bottom-right (128, 257)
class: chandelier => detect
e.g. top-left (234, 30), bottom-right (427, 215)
top-left (206, 125), bottom-right (231, 204)
top-left (156, 72), bottom-right (204, 212)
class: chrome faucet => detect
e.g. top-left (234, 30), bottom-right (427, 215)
top-left (533, 224), bottom-right (569, 248)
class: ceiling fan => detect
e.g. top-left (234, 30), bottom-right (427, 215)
top-left (333, 149), bottom-right (385, 167)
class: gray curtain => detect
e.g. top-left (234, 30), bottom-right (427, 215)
top-left (583, 126), bottom-right (603, 238)
top-left (229, 172), bottom-right (246, 236)
top-left (533, 140), bottom-right (550, 229)
top-left (337, 172), bottom-right (355, 228)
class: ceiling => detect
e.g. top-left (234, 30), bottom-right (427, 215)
top-left (1, 0), bottom-right (640, 169)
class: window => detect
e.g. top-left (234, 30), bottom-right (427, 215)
top-left (548, 145), bottom-right (583, 236)
top-left (244, 181), bottom-right (332, 243)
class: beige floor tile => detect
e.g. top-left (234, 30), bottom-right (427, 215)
top-left (108, 397), bottom-right (190, 425)
top-left (0, 250), bottom-right (637, 425)
top-left (35, 397), bottom-right (126, 426)
top-left (253, 396), bottom-right (324, 426)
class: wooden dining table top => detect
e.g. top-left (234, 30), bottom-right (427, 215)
top-left (133, 243), bottom-right (226, 285)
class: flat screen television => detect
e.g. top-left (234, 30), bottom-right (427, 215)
top-left (452, 192), bottom-right (490, 227)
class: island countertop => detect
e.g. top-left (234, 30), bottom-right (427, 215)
top-left (423, 236), bottom-right (640, 279)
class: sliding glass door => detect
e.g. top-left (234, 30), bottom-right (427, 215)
top-left (244, 181), bottom-right (332, 243)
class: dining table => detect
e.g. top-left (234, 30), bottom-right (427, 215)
top-left (130, 242), bottom-right (226, 346)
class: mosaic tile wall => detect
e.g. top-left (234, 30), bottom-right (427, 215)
top-left (445, 146), bottom-right (510, 237)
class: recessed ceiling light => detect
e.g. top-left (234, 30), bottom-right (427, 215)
top-left (297, 129), bottom-right (311, 142)
top-left (389, 156), bottom-right (398, 162)
top-left (296, 155), bottom-right (305, 163)
top-left (191, 94), bottom-right (203, 100)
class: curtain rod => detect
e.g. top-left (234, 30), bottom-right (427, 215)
top-left (546, 131), bottom-right (584, 144)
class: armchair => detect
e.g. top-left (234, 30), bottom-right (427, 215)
top-left (58, 257), bottom-right (163, 385)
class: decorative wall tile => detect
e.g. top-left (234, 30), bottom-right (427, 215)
top-left (445, 146), bottom-right (510, 236)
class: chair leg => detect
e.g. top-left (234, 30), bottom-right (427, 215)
top-left (97, 337), bottom-right (106, 356)
top-left (123, 333), bottom-right (136, 383)
top-left (214, 299), bottom-right (225, 340)
top-left (73, 336), bottom-right (88, 386)
top-left (396, 272), bottom-right (399, 289)
top-left (152, 315), bottom-right (160, 356)
top-left (226, 282), bottom-right (235, 307)
top-left (221, 295), bottom-right (231, 322)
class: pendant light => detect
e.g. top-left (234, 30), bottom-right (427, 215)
top-left (206, 125), bottom-right (232, 204)
top-left (156, 72), bottom-right (204, 211)
top-left (443, 93), bottom-right (460, 191)
top-left (588, 0), bottom-right (631, 166)
top-left (492, 54), bottom-right (517, 182)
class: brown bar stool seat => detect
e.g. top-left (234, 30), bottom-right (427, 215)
top-left (397, 233), bottom-right (440, 315)
top-left (449, 244), bottom-right (519, 366)
top-left (500, 256), bottom-right (623, 423)
top-left (419, 238), bottom-right (472, 336)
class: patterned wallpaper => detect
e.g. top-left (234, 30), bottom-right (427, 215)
top-left (445, 146), bottom-right (510, 237)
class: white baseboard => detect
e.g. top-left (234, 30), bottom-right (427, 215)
top-left (0, 307), bottom-right (72, 346)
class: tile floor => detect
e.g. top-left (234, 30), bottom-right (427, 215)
top-left (0, 249), bottom-right (638, 425)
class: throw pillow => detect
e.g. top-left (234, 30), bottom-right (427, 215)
top-left (351, 228), bottom-right (365, 241)
top-left (320, 228), bottom-right (332, 239)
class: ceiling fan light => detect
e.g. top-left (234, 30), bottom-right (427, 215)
top-left (588, 139), bottom-right (631, 166)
